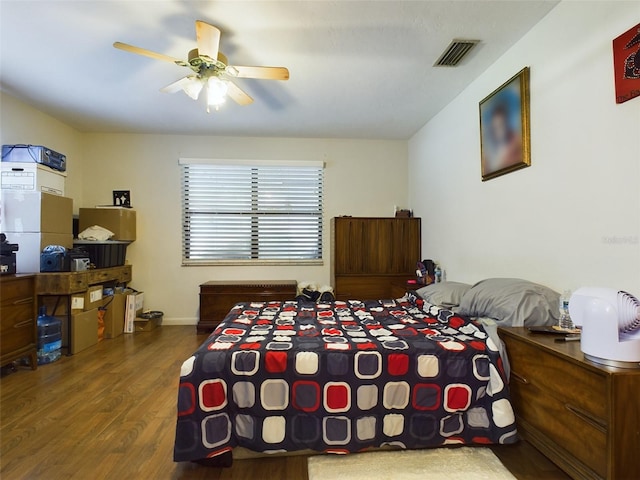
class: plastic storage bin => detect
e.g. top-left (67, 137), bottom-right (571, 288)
top-left (73, 240), bottom-right (130, 268)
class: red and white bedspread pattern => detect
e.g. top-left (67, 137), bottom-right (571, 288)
top-left (173, 297), bottom-right (517, 462)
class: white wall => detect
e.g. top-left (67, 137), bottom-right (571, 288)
top-left (0, 92), bottom-right (407, 324)
top-left (408, 1), bottom-right (640, 294)
top-left (81, 133), bottom-right (408, 323)
top-left (0, 92), bottom-right (84, 210)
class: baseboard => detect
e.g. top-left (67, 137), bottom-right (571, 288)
top-left (162, 317), bottom-right (198, 326)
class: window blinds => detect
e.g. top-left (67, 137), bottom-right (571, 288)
top-left (180, 160), bottom-right (324, 264)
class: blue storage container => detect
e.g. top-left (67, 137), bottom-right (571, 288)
top-left (37, 306), bottom-right (62, 364)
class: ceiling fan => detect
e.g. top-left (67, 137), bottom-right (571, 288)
top-left (113, 20), bottom-right (289, 112)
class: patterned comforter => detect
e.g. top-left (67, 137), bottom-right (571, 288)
top-left (173, 297), bottom-right (517, 462)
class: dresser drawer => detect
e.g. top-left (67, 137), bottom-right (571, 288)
top-left (1, 301), bottom-right (35, 358)
top-left (87, 269), bottom-right (113, 284)
top-left (0, 277), bottom-right (34, 306)
top-left (86, 266), bottom-right (132, 284)
top-left (118, 266), bottom-right (132, 283)
top-left (335, 275), bottom-right (410, 300)
top-left (37, 272), bottom-right (88, 294)
top-left (505, 334), bottom-right (608, 477)
top-left (1, 303), bottom-right (34, 330)
top-left (507, 334), bottom-right (607, 419)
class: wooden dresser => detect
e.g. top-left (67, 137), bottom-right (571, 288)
top-left (1, 275), bottom-right (38, 369)
top-left (331, 217), bottom-right (421, 300)
top-left (198, 280), bottom-right (298, 333)
top-left (499, 327), bottom-right (640, 480)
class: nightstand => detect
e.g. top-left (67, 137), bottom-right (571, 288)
top-left (499, 327), bottom-right (640, 480)
top-left (389, 279), bottom-right (422, 298)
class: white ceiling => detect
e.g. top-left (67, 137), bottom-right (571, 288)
top-left (0, 1), bottom-right (558, 139)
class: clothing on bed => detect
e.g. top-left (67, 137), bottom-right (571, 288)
top-left (173, 298), bottom-right (517, 462)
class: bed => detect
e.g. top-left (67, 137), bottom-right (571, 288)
top-left (173, 293), bottom-right (519, 464)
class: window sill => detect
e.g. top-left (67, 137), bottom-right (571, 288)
top-left (182, 259), bottom-right (324, 267)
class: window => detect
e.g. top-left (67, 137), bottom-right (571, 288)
top-left (180, 159), bottom-right (324, 265)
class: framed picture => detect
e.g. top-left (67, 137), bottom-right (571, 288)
top-left (479, 67), bottom-right (530, 181)
top-left (613, 23), bottom-right (640, 104)
top-left (113, 190), bottom-right (131, 207)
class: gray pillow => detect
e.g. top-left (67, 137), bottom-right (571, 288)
top-left (455, 278), bottom-right (559, 327)
top-left (416, 282), bottom-right (472, 308)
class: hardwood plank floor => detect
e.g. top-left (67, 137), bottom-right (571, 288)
top-left (1, 326), bottom-right (568, 480)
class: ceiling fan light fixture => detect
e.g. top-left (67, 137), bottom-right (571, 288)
top-left (182, 78), bottom-right (204, 100)
top-left (114, 21), bottom-right (281, 109)
top-left (207, 77), bottom-right (229, 109)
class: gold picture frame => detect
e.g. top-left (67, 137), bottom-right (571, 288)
top-left (479, 67), bottom-right (531, 181)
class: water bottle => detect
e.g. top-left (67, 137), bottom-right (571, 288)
top-left (37, 306), bottom-right (62, 364)
top-left (558, 290), bottom-right (574, 330)
top-left (434, 265), bottom-right (442, 284)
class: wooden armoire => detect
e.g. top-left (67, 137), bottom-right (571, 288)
top-left (331, 217), bottom-right (421, 300)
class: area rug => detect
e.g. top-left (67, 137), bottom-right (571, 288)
top-left (307, 447), bottom-right (516, 480)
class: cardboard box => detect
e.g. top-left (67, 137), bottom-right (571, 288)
top-left (1, 162), bottom-right (66, 196)
top-left (124, 291), bottom-right (144, 333)
top-left (102, 292), bottom-right (127, 339)
top-left (79, 208), bottom-right (136, 241)
top-left (1, 191), bottom-right (73, 234)
top-left (3, 232), bottom-right (73, 273)
top-left (134, 314), bottom-right (162, 332)
top-left (84, 285), bottom-right (104, 310)
top-left (70, 308), bottom-right (99, 354)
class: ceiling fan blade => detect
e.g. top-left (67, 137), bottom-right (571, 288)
top-left (113, 42), bottom-right (183, 64)
top-left (228, 65), bottom-right (290, 80)
top-left (226, 81), bottom-right (254, 105)
top-left (195, 21), bottom-right (221, 60)
top-left (161, 77), bottom-right (193, 94)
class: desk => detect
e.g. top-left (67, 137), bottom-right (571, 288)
top-left (36, 266), bottom-right (132, 294)
top-left (36, 265), bottom-right (132, 354)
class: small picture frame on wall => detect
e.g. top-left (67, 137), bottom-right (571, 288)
top-left (113, 190), bottom-right (131, 207)
top-left (479, 66), bottom-right (531, 181)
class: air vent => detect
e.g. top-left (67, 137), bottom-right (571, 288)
top-left (434, 39), bottom-right (480, 67)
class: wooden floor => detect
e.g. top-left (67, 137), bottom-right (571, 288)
top-left (1, 326), bottom-right (569, 480)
